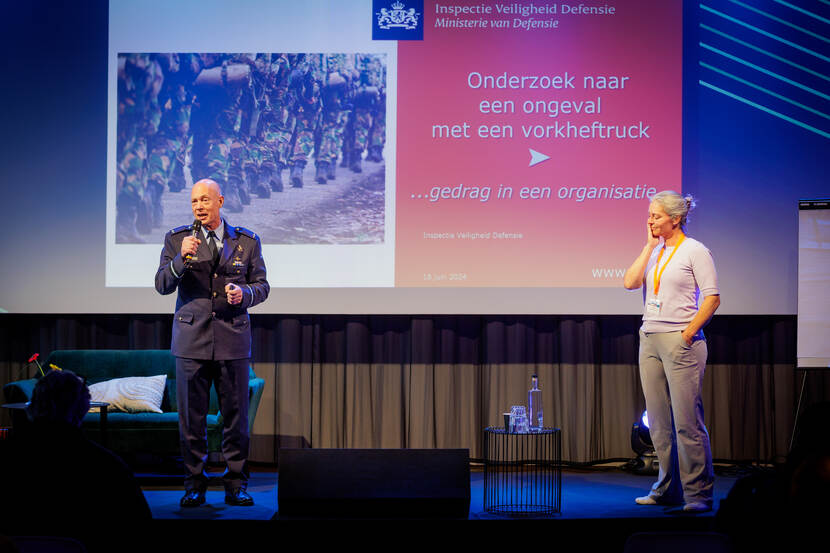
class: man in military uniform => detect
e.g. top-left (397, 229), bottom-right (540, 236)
top-left (190, 54), bottom-right (251, 213)
top-left (315, 68), bottom-right (348, 184)
top-left (146, 53), bottom-right (199, 227)
top-left (116, 53), bottom-right (163, 241)
top-left (345, 62), bottom-right (380, 174)
top-left (241, 53), bottom-right (287, 199)
top-left (263, 53), bottom-right (295, 192)
top-left (155, 178), bottom-right (269, 507)
top-left (286, 59), bottom-right (322, 188)
top-left (366, 81), bottom-right (386, 163)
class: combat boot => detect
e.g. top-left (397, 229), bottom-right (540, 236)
top-left (368, 145), bottom-right (384, 162)
top-left (290, 162), bottom-right (305, 188)
top-left (272, 162), bottom-right (285, 192)
top-left (315, 162), bottom-right (328, 184)
top-left (149, 182), bottom-right (164, 228)
top-left (326, 158), bottom-right (336, 180)
top-left (237, 175), bottom-right (251, 206)
top-left (340, 148), bottom-right (350, 168)
top-left (168, 171), bottom-right (186, 192)
top-left (350, 149), bottom-right (362, 173)
top-left (136, 194), bottom-right (153, 235)
top-left (248, 168), bottom-right (270, 199)
top-left (116, 194), bottom-right (141, 242)
top-left (224, 178), bottom-right (244, 213)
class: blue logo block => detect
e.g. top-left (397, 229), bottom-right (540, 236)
top-left (373, 0), bottom-right (424, 41)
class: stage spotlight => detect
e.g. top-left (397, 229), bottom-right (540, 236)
top-left (628, 410), bottom-right (658, 475)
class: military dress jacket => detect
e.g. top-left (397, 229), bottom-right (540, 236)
top-left (155, 220), bottom-right (269, 360)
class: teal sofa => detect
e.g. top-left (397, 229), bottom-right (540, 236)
top-left (2, 349), bottom-right (265, 456)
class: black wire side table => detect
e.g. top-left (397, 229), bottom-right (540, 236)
top-left (483, 427), bottom-right (561, 516)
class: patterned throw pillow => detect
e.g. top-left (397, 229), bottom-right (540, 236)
top-left (88, 375), bottom-right (167, 413)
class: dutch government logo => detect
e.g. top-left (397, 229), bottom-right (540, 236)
top-left (373, 0), bottom-right (423, 40)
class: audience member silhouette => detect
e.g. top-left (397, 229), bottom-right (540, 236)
top-left (0, 370), bottom-right (151, 539)
top-left (716, 401), bottom-right (830, 552)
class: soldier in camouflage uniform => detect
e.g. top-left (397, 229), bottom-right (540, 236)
top-left (146, 54), bottom-right (201, 228)
top-left (271, 54), bottom-right (302, 191)
top-left (345, 58), bottom-right (381, 174)
top-left (239, 55), bottom-right (269, 200)
top-left (190, 54), bottom-right (252, 213)
top-left (366, 82), bottom-right (386, 163)
top-left (231, 54), bottom-right (259, 207)
top-left (242, 53), bottom-right (291, 197)
top-left (286, 58), bottom-right (322, 188)
top-left (116, 53), bottom-right (163, 242)
top-left (314, 57), bottom-right (348, 184)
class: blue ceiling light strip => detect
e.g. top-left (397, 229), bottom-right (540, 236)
top-left (700, 24), bottom-right (830, 83)
top-left (701, 42), bottom-right (830, 101)
top-left (773, 0), bottom-right (830, 25)
top-left (699, 61), bottom-right (830, 121)
top-left (700, 3), bottom-right (830, 63)
top-left (726, 0), bottom-right (829, 43)
top-left (699, 80), bottom-right (830, 139)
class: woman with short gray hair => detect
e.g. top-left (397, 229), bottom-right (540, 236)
top-left (623, 190), bottom-right (721, 513)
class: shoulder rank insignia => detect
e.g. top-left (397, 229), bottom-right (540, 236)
top-left (235, 227), bottom-right (258, 240)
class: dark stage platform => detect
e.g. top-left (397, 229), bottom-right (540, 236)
top-left (120, 465), bottom-right (738, 551)
top-left (142, 465), bottom-right (738, 521)
top-left (142, 466), bottom-right (738, 521)
top-left (3, 466), bottom-right (751, 553)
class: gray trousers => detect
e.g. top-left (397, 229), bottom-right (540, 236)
top-left (176, 357), bottom-right (250, 492)
top-left (639, 330), bottom-right (714, 506)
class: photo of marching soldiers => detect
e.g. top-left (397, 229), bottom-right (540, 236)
top-left (115, 53), bottom-right (386, 245)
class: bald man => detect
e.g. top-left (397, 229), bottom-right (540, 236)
top-left (155, 178), bottom-right (269, 507)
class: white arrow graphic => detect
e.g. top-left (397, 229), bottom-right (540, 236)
top-left (528, 148), bottom-right (550, 167)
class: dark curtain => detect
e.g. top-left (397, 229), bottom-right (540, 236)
top-left (2, 314), bottom-right (827, 464)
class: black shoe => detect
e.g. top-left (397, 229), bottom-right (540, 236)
top-left (315, 162), bottom-right (328, 184)
top-left (225, 488), bottom-right (254, 506)
top-left (180, 489), bottom-right (206, 507)
top-left (272, 164), bottom-right (285, 192)
top-left (367, 146), bottom-right (384, 162)
top-left (290, 164), bottom-right (304, 188)
top-left (350, 151), bottom-right (362, 173)
top-left (223, 186), bottom-right (244, 212)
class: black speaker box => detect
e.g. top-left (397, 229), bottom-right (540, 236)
top-left (277, 448), bottom-right (470, 518)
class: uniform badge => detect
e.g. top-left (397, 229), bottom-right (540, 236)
top-left (232, 245), bottom-right (244, 269)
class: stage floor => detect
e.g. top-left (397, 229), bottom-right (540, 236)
top-left (140, 466), bottom-right (740, 522)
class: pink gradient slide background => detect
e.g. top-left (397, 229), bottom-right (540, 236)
top-left (395, 1), bottom-right (681, 287)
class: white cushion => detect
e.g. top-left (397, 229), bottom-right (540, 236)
top-left (88, 375), bottom-right (167, 414)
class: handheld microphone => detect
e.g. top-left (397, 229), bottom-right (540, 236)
top-left (185, 219), bottom-right (202, 267)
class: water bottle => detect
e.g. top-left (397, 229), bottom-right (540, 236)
top-left (528, 373), bottom-right (543, 432)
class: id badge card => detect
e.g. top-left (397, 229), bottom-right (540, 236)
top-left (646, 298), bottom-right (661, 315)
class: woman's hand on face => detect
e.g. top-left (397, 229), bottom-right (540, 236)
top-left (647, 221), bottom-right (660, 249)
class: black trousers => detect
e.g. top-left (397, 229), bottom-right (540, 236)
top-left (176, 357), bottom-right (250, 491)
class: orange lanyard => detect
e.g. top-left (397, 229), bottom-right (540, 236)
top-left (653, 233), bottom-right (685, 295)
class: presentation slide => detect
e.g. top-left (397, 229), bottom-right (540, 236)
top-left (395, 2), bottom-right (680, 286)
top-left (107, 0), bottom-right (679, 291)
top-left (2, 0), bottom-right (827, 314)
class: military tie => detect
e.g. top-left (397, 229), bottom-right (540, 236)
top-left (207, 231), bottom-right (219, 266)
